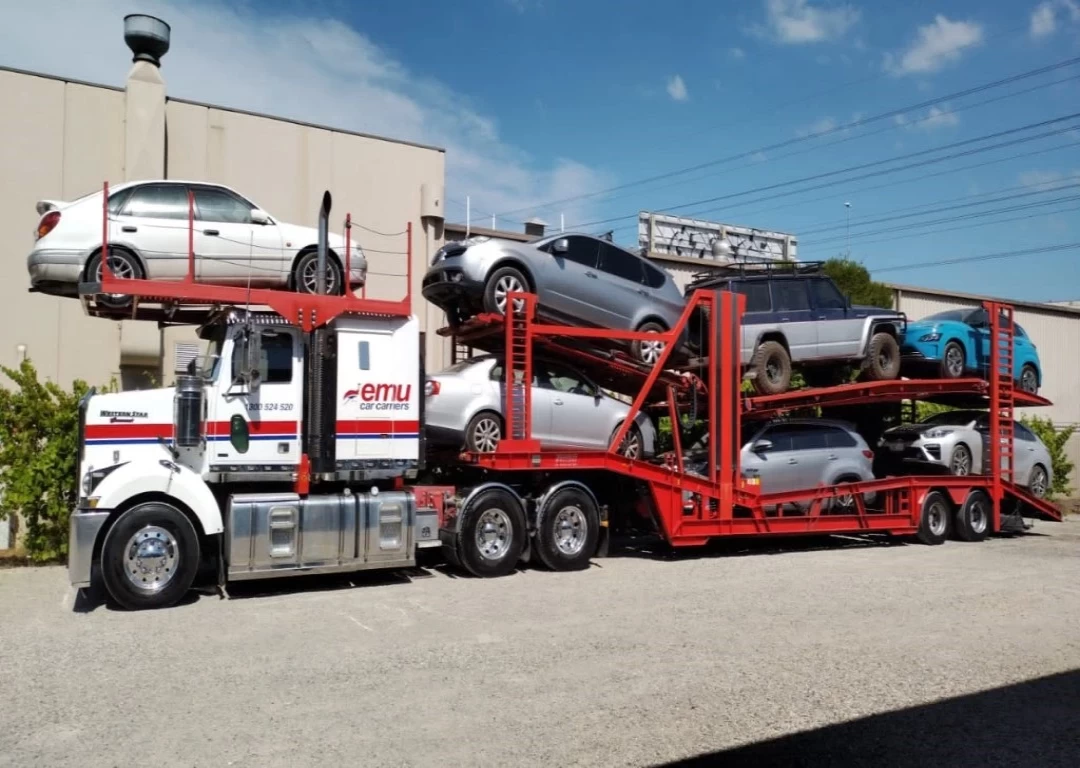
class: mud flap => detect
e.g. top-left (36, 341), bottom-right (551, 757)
top-left (595, 503), bottom-right (611, 558)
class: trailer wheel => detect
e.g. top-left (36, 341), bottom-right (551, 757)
top-left (455, 488), bottom-right (526, 577)
top-left (954, 489), bottom-right (991, 542)
top-left (535, 487), bottom-right (600, 571)
top-left (916, 491), bottom-right (951, 546)
top-left (100, 502), bottom-right (201, 610)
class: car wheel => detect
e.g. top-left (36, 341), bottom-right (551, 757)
top-left (614, 423), bottom-right (644, 459)
top-left (453, 487), bottom-right (526, 578)
top-left (916, 490), bottom-right (951, 545)
top-left (864, 332), bottom-right (901, 381)
top-left (534, 487), bottom-right (600, 572)
top-left (1028, 464), bottom-right (1049, 498)
top-left (940, 341), bottom-right (966, 379)
top-left (86, 248), bottom-right (143, 308)
top-left (828, 476), bottom-right (861, 514)
top-left (748, 341), bottom-right (791, 395)
top-left (293, 250), bottom-right (344, 295)
top-left (100, 502), bottom-right (201, 610)
top-left (483, 266), bottom-right (529, 316)
top-left (631, 321), bottom-right (667, 366)
top-left (949, 443), bottom-right (973, 476)
top-left (465, 411), bottom-right (503, 453)
top-left (1019, 365), bottom-right (1039, 394)
top-left (954, 489), bottom-right (991, 542)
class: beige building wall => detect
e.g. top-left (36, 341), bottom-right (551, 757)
top-left (0, 70), bottom-right (126, 388)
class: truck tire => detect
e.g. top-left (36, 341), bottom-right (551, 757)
top-left (455, 487), bottom-right (526, 577)
top-left (748, 341), bottom-right (791, 395)
top-left (915, 490), bottom-right (951, 546)
top-left (863, 332), bottom-right (901, 381)
top-left (100, 502), bottom-right (201, 611)
top-left (954, 489), bottom-right (991, 542)
top-left (534, 487), bottom-right (600, 571)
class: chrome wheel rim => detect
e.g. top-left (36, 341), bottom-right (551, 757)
top-left (475, 508), bottom-right (512, 561)
top-left (926, 501), bottom-right (948, 537)
top-left (493, 275), bottom-right (525, 314)
top-left (834, 487), bottom-right (856, 512)
top-left (945, 346), bottom-right (964, 377)
top-left (950, 447), bottom-right (971, 476)
top-left (471, 417), bottom-right (501, 453)
top-left (638, 335), bottom-right (665, 365)
top-left (95, 252), bottom-right (136, 299)
top-left (619, 429), bottom-right (642, 459)
top-left (1030, 468), bottom-right (1047, 498)
top-left (552, 505), bottom-right (587, 556)
top-left (123, 526), bottom-right (179, 592)
top-left (1020, 368), bottom-right (1037, 393)
top-left (969, 498), bottom-right (988, 534)
top-left (301, 258), bottom-right (338, 294)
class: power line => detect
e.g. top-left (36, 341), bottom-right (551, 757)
top-left (570, 113), bottom-right (1080, 230)
top-left (871, 241), bottom-right (1080, 274)
top-left (494, 54), bottom-right (1080, 219)
top-left (798, 200), bottom-right (1080, 254)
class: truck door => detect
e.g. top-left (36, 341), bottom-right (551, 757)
top-left (208, 327), bottom-right (303, 474)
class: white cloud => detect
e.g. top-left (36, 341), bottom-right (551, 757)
top-left (1029, 0), bottom-right (1080, 39)
top-left (1018, 168), bottom-right (1080, 190)
top-left (893, 105), bottom-right (960, 131)
top-left (666, 74), bottom-right (689, 101)
top-left (797, 116), bottom-right (838, 137)
top-left (0, 1), bottom-right (610, 224)
top-left (729, 46), bottom-right (746, 59)
top-left (754, 0), bottom-right (860, 44)
top-left (884, 15), bottom-right (984, 75)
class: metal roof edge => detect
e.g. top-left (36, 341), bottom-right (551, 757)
top-left (886, 282), bottom-right (1080, 317)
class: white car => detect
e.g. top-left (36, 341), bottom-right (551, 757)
top-left (424, 355), bottom-right (657, 458)
top-left (27, 180), bottom-right (367, 305)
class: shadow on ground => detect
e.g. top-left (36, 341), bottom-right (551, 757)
top-left (656, 669), bottom-right (1080, 767)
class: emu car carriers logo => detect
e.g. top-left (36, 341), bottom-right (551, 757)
top-left (342, 383), bottom-right (412, 412)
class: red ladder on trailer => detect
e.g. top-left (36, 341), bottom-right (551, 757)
top-left (502, 293), bottom-right (539, 451)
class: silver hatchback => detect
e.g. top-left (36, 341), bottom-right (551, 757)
top-left (424, 355), bottom-right (657, 457)
top-left (422, 233), bottom-right (687, 365)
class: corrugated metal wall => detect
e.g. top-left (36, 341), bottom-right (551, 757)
top-left (897, 289), bottom-right (1080, 493)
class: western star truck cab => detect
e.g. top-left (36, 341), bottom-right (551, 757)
top-left (70, 309), bottom-right (439, 609)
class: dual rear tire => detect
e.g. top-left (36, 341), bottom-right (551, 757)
top-left (448, 486), bottom-right (600, 577)
top-left (916, 489), bottom-right (991, 545)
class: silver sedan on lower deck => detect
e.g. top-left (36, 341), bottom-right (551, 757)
top-left (424, 355), bottom-right (656, 457)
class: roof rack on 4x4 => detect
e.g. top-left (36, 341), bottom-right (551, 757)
top-left (687, 260), bottom-right (825, 289)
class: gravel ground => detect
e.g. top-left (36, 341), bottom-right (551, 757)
top-left (2, 523), bottom-right (1079, 767)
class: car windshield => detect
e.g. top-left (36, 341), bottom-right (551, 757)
top-left (921, 410), bottom-right (979, 426)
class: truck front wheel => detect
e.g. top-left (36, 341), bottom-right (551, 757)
top-left (100, 502), bottom-right (201, 611)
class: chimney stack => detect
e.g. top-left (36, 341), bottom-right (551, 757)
top-left (124, 14), bottom-right (171, 67)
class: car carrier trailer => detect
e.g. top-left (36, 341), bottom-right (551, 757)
top-left (64, 185), bottom-right (1060, 610)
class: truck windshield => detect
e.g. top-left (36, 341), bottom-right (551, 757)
top-left (190, 326), bottom-right (226, 380)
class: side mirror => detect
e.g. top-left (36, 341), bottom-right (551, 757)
top-left (552, 238), bottom-right (569, 254)
top-left (232, 328), bottom-right (263, 390)
top-left (752, 439), bottom-right (774, 453)
top-left (250, 208), bottom-right (270, 225)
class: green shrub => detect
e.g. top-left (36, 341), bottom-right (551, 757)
top-left (1019, 414), bottom-right (1075, 499)
top-left (0, 361), bottom-right (112, 562)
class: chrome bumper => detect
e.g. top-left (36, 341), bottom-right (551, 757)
top-left (68, 510), bottom-right (110, 588)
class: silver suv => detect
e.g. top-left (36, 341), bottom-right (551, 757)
top-left (687, 265), bottom-right (907, 394)
top-left (685, 419), bottom-right (877, 510)
top-left (422, 233), bottom-right (686, 365)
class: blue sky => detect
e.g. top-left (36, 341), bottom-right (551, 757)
top-left (3, 0), bottom-right (1079, 300)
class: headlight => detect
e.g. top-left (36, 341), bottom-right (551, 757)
top-left (919, 332), bottom-right (941, 342)
top-left (925, 428), bottom-right (954, 438)
top-left (81, 469), bottom-right (94, 495)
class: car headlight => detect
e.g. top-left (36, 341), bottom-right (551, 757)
top-left (924, 428), bottom-right (954, 438)
top-left (919, 332), bottom-right (941, 342)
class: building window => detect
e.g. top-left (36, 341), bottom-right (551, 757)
top-left (120, 364), bottom-right (160, 391)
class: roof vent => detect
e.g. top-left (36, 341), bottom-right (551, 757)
top-left (524, 217), bottom-right (548, 238)
top-left (124, 14), bottom-right (171, 66)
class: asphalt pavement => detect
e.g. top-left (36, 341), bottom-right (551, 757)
top-left (1, 522), bottom-right (1079, 767)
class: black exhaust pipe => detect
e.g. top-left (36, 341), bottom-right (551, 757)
top-left (305, 191), bottom-right (337, 478)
